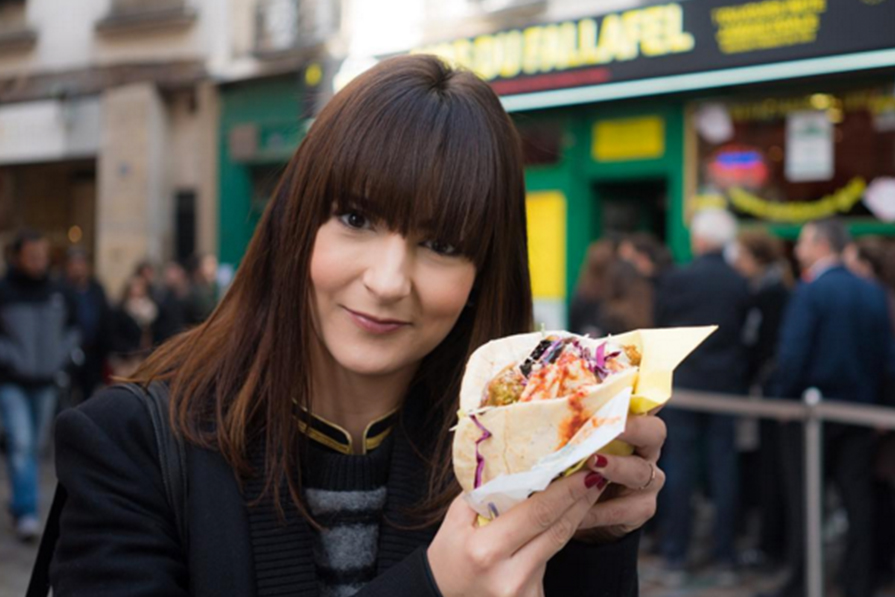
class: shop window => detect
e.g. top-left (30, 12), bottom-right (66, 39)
top-left (517, 120), bottom-right (564, 166)
top-left (255, 0), bottom-right (340, 57)
top-left (0, 0), bottom-right (35, 52)
top-left (470, 0), bottom-right (546, 16)
top-left (691, 84), bottom-right (895, 224)
top-left (96, 0), bottom-right (196, 35)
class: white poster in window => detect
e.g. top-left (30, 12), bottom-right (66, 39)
top-left (785, 111), bottom-right (834, 183)
top-left (864, 177), bottom-right (895, 222)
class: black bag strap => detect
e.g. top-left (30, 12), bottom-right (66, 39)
top-left (26, 382), bottom-right (188, 597)
top-left (122, 381), bottom-right (189, 549)
top-left (25, 484), bottom-right (66, 597)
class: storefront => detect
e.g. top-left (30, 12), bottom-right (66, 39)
top-left (0, 97), bottom-right (100, 269)
top-left (217, 66), bottom-right (324, 268)
top-left (417, 0), bottom-right (895, 327)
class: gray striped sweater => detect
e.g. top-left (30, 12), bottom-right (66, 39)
top-left (303, 435), bottom-right (392, 597)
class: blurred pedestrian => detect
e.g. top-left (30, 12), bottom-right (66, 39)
top-left (843, 236), bottom-right (895, 588)
top-left (598, 259), bottom-right (654, 334)
top-left (109, 276), bottom-right (158, 379)
top-left (655, 208), bottom-right (750, 585)
top-left (732, 229), bottom-right (792, 568)
top-left (844, 236), bottom-right (895, 335)
top-left (153, 261), bottom-right (190, 343)
top-left (185, 253), bottom-right (219, 325)
top-left (766, 219), bottom-right (891, 597)
top-left (618, 232), bottom-right (673, 283)
top-left (134, 260), bottom-right (164, 305)
top-left (569, 239), bottom-right (617, 336)
top-left (63, 247), bottom-right (111, 404)
top-left (0, 230), bottom-right (80, 542)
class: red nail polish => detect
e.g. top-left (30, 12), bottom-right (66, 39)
top-left (593, 455), bottom-right (609, 468)
top-left (585, 472), bottom-right (605, 488)
top-left (597, 476), bottom-right (609, 490)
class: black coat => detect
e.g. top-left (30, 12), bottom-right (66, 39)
top-left (743, 268), bottom-right (790, 391)
top-left (772, 266), bottom-right (892, 404)
top-left (655, 252), bottom-right (751, 394)
top-left (50, 386), bottom-right (641, 596)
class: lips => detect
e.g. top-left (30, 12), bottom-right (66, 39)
top-left (344, 307), bottom-right (410, 334)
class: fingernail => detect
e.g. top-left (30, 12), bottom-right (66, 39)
top-left (591, 454), bottom-right (609, 469)
top-left (585, 472), bottom-right (605, 489)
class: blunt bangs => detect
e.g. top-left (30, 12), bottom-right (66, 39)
top-left (305, 57), bottom-right (520, 267)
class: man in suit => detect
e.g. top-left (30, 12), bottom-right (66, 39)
top-left (655, 208), bottom-right (751, 586)
top-left (767, 218), bottom-right (891, 597)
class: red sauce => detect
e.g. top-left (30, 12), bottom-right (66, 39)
top-left (557, 392), bottom-right (589, 449)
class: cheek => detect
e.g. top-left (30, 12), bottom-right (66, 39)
top-left (418, 265), bottom-right (476, 324)
top-left (309, 224), bottom-right (351, 296)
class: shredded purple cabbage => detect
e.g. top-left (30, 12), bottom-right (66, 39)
top-left (593, 342), bottom-right (621, 381)
top-left (469, 414), bottom-right (492, 489)
top-left (488, 502), bottom-right (500, 519)
top-left (540, 338), bottom-right (565, 365)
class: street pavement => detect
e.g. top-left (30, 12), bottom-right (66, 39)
top-left (0, 454), bottom-right (54, 597)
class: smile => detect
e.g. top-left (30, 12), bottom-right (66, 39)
top-left (343, 307), bottom-right (411, 334)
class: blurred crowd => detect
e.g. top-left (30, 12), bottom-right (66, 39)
top-left (0, 229), bottom-right (221, 542)
top-left (572, 213), bottom-right (895, 597)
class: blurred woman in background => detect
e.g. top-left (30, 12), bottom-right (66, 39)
top-left (109, 275), bottom-right (158, 378)
top-left (732, 229), bottom-right (792, 569)
top-left (569, 239), bottom-right (617, 336)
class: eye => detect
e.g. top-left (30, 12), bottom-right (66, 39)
top-left (421, 239), bottom-right (460, 257)
top-left (338, 210), bottom-right (371, 230)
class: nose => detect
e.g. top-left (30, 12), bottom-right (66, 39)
top-left (362, 233), bottom-right (412, 302)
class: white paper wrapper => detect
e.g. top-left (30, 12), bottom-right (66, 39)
top-left (464, 386), bottom-right (632, 518)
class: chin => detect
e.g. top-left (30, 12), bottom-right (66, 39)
top-left (329, 347), bottom-right (410, 378)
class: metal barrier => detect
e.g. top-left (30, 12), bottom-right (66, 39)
top-left (666, 389), bottom-right (895, 597)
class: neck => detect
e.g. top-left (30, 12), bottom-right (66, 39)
top-left (309, 342), bottom-right (414, 454)
top-left (808, 254), bottom-right (839, 277)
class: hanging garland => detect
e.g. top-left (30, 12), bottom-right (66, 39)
top-left (694, 177), bottom-right (867, 223)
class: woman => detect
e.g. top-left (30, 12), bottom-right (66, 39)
top-left (50, 56), bottom-right (665, 596)
top-left (599, 259), bottom-right (655, 335)
top-left (733, 230), bottom-right (791, 391)
top-left (731, 229), bottom-right (791, 569)
top-left (109, 275), bottom-right (159, 378)
top-left (569, 238), bottom-right (617, 336)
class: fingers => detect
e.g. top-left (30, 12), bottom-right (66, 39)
top-left (443, 493), bottom-right (480, 533)
top-left (512, 473), bottom-right (606, 567)
top-left (480, 471), bottom-right (602, 554)
top-left (616, 414), bottom-right (666, 462)
top-left (588, 453), bottom-right (662, 491)
top-left (577, 489), bottom-right (659, 533)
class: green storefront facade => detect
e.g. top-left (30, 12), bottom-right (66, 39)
top-left (218, 74), bottom-right (306, 267)
top-left (515, 101), bottom-right (687, 326)
top-left (218, 0), bottom-right (895, 328)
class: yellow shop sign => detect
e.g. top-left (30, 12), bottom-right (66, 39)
top-left (414, 3), bottom-right (695, 82)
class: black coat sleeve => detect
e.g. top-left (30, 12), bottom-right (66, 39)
top-left (50, 387), bottom-right (189, 596)
top-left (544, 529), bottom-right (641, 596)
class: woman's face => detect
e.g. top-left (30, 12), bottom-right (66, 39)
top-left (309, 209), bottom-right (477, 380)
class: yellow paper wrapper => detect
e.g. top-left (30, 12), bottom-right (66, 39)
top-left (610, 326), bottom-right (718, 414)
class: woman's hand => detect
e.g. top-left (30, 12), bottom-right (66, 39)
top-left (428, 470), bottom-right (609, 597)
top-left (574, 414), bottom-right (667, 543)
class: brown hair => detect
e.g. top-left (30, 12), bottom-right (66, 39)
top-left (132, 55), bottom-right (533, 525)
top-left (623, 232), bottom-right (672, 274)
top-left (600, 260), bottom-right (654, 333)
top-left (574, 239), bottom-right (618, 301)
top-left (737, 229), bottom-right (783, 268)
